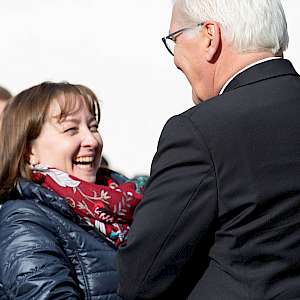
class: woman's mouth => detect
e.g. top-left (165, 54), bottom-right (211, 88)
top-left (73, 156), bottom-right (95, 169)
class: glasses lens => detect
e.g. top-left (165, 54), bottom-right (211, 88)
top-left (166, 39), bottom-right (175, 55)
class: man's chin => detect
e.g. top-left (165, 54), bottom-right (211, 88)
top-left (192, 89), bottom-right (203, 104)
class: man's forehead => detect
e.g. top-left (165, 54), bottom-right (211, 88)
top-left (170, 2), bottom-right (188, 31)
top-left (170, 6), bottom-right (180, 31)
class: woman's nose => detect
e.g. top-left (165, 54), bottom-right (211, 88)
top-left (81, 129), bottom-right (101, 149)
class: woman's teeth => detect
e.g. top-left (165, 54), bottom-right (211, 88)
top-left (73, 157), bottom-right (94, 168)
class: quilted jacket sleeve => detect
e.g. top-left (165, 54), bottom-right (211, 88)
top-left (0, 200), bottom-right (82, 299)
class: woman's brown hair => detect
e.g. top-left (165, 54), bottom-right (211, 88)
top-left (0, 81), bottom-right (100, 200)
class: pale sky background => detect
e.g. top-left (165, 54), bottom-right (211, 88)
top-left (1, 0), bottom-right (299, 177)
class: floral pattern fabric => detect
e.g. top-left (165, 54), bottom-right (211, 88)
top-left (32, 166), bottom-right (147, 247)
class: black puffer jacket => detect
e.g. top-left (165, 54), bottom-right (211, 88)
top-left (0, 179), bottom-right (122, 300)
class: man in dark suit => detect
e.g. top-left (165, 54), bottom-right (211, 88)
top-left (118, 0), bottom-right (300, 299)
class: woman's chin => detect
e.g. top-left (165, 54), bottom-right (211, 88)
top-left (72, 165), bottom-right (97, 183)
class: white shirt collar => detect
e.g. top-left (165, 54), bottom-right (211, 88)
top-left (219, 56), bottom-right (282, 95)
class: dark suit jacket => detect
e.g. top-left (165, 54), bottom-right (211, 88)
top-left (118, 59), bottom-right (300, 300)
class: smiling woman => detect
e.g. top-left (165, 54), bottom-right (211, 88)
top-left (0, 82), bottom-right (146, 299)
top-left (29, 92), bottom-right (102, 183)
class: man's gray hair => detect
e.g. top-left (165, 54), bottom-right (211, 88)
top-left (174, 0), bottom-right (289, 55)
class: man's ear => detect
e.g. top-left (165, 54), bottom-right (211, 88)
top-left (204, 22), bottom-right (221, 62)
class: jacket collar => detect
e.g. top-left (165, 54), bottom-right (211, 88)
top-left (15, 178), bottom-right (77, 221)
top-left (223, 59), bottom-right (299, 94)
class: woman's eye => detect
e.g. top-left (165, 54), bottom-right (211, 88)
top-left (89, 125), bottom-right (98, 132)
top-left (64, 127), bottom-right (78, 135)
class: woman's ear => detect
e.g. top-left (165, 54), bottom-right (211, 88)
top-left (204, 22), bottom-right (221, 62)
top-left (27, 145), bottom-right (39, 167)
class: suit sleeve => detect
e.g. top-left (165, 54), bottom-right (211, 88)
top-left (0, 201), bottom-right (82, 299)
top-left (117, 115), bottom-right (218, 299)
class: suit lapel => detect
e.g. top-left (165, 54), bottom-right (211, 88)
top-left (223, 59), bottom-right (299, 94)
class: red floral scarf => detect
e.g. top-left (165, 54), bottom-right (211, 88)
top-left (32, 166), bottom-right (146, 247)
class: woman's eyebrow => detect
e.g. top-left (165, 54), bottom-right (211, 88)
top-left (62, 117), bottom-right (80, 124)
top-left (89, 118), bottom-right (97, 124)
top-left (60, 116), bottom-right (97, 125)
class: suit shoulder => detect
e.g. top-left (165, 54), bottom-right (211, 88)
top-left (178, 94), bottom-right (229, 123)
top-left (180, 86), bottom-right (263, 122)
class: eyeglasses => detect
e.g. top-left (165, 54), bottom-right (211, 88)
top-left (162, 23), bottom-right (203, 56)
